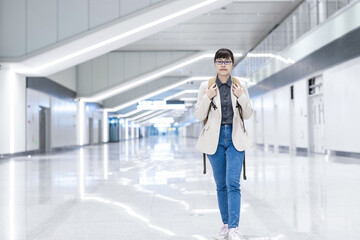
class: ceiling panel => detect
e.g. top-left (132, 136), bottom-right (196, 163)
top-left (121, 0), bottom-right (300, 52)
top-left (107, 0), bottom-right (303, 120)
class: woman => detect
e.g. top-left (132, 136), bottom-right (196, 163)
top-left (194, 48), bottom-right (253, 240)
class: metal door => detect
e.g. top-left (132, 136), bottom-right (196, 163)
top-left (310, 94), bottom-right (325, 153)
top-left (39, 106), bottom-right (51, 153)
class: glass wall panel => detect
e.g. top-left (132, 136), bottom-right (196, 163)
top-left (233, 0), bottom-right (352, 80)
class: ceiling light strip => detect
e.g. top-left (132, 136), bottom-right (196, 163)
top-left (116, 109), bottom-right (142, 118)
top-left (137, 110), bottom-right (169, 123)
top-left (128, 111), bottom-right (156, 121)
top-left (82, 51), bottom-right (243, 103)
top-left (84, 54), bottom-right (210, 102)
top-left (34, 0), bottom-right (221, 72)
top-left (104, 77), bottom-right (193, 112)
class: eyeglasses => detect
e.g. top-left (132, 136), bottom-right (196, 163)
top-left (215, 60), bottom-right (232, 65)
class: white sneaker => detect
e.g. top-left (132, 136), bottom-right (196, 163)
top-left (228, 228), bottom-right (241, 240)
top-left (214, 224), bottom-right (229, 239)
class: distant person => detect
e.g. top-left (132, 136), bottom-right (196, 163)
top-left (194, 48), bottom-right (253, 240)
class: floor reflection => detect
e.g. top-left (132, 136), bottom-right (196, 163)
top-left (0, 135), bottom-right (359, 240)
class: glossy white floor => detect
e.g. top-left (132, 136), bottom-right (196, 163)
top-left (1, 135), bottom-right (359, 240)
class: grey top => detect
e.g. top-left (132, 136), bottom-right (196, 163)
top-left (216, 75), bottom-right (233, 125)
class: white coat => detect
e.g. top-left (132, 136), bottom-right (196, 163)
top-left (194, 78), bottom-right (253, 154)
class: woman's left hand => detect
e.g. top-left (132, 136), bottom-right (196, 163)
top-left (232, 83), bottom-right (243, 98)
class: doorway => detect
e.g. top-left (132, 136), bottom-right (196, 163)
top-left (309, 94), bottom-right (325, 153)
top-left (308, 75), bottom-right (325, 154)
top-left (39, 106), bottom-right (51, 153)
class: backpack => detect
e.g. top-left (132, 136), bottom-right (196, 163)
top-left (202, 77), bottom-right (247, 180)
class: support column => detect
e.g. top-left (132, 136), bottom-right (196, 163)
top-left (125, 119), bottom-right (129, 140)
top-left (77, 100), bottom-right (85, 146)
top-left (0, 69), bottom-right (26, 155)
top-left (130, 121), bottom-right (135, 139)
top-left (102, 110), bottom-right (109, 143)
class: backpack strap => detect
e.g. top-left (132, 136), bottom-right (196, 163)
top-left (203, 77), bottom-right (217, 126)
top-left (203, 77), bottom-right (216, 174)
top-left (207, 77), bottom-right (216, 89)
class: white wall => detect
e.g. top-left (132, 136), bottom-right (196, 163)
top-left (262, 92), bottom-right (276, 147)
top-left (84, 103), bottom-right (103, 145)
top-left (26, 88), bottom-right (77, 151)
top-left (323, 57), bottom-right (360, 153)
top-left (293, 79), bottom-right (309, 149)
top-left (47, 67), bottom-right (77, 92)
top-left (26, 89), bottom-right (50, 151)
top-left (274, 85), bottom-right (291, 146)
top-left (245, 55), bottom-right (360, 154)
top-left (77, 51), bottom-right (194, 96)
top-left (248, 78), bottom-right (308, 150)
top-left (252, 97), bottom-right (264, 145)
top-left (51, 97), bottom-right (77, 148)
top-left (0, 70), bottom-right (26, 155)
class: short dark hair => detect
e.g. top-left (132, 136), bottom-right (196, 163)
top-left (214, 48), bottom-right (234, 65)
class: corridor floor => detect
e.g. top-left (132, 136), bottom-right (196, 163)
top-left (1, 135), bottom-right (359, 240)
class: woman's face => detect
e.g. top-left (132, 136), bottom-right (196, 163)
top-left (214, 58), bottom-right (233, 77)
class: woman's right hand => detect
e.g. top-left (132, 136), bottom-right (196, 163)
top-left (206, 83), bottom-right (217, 99)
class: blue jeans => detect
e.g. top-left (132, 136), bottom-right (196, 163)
top-left (207, 125), bottom-right (244, 229)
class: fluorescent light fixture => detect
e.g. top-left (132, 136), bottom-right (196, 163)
top-left (137, 110), bottom-right (169, 123)
top-left (82, 55), bottom-right (210, 102)
top-left (150, 117), bottom-right (174, 124)
top-left (81, 49), bottom-right (243, 103)
top-left (104, 77), bottom-right (195, 112)
top-left (129, 111), bottom-right (156, 121)
top-left (104, 75), bottom-right (247, 113)
top-left (116, 109), bottom-right (142, 118)
top-left (138, 100), bottom-right (166, 106)
top-left (135, 110), bottom-right (164, 122)
top-left (247, 53), bottom-right (295, 64)
top-left (31, 0), bottom-right (224, 74)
